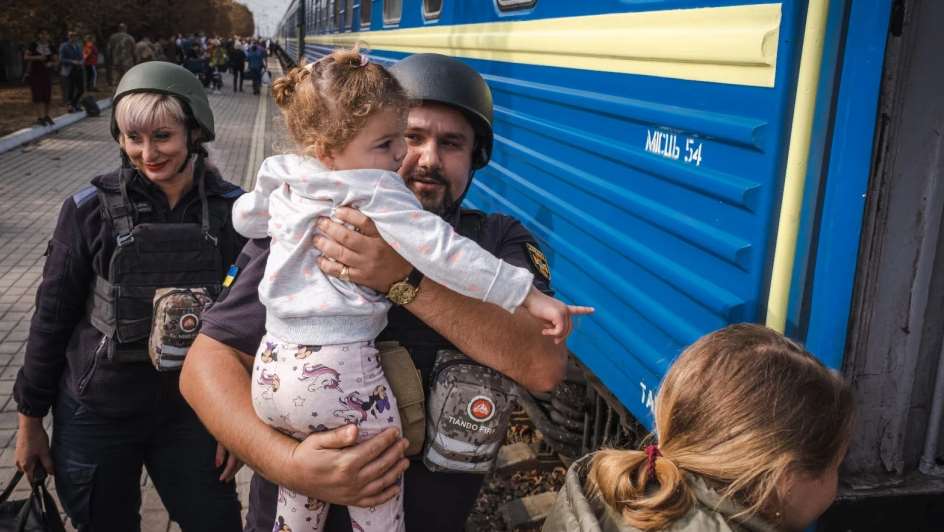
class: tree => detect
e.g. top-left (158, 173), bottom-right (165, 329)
top-left (0, 0), bottom-right (255, 44)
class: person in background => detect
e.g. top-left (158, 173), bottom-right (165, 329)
top-left (245, 42), bottom-right (265, 95)
top-left (208, 39), bottom-right (228, 93)
top-left (543, 323), bottom-right (855, 532)
top-left (107, 23), bottom-right (136, 83)
top-left (58, 31), bottom-right (84, 113)
top-left (24, 29), bottom-right (56, 126)
top-left (134, 35), bottom-right (156, 64)
top-left (161, 37), bottom-right (179, 65)
top-left (83, 34), bottom-right (98, 91)
top-left (227, 40), bottom-right (246, 93)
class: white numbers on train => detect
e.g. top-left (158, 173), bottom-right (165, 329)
top-left (639, 381), bottom-right (655, 412)
top-left (644, 129), bottom-right (703, 166)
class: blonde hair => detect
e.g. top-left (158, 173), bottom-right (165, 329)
top-left (589, 324), bottom-right (854, 530)
top-left (271, 46), bottom-right (408, 160)
top-left (115, 92), bottom-right (188, 137)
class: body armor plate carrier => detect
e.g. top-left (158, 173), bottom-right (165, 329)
top-left (87, 166), bottom-right (228, 364)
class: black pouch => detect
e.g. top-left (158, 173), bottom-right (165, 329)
top-left (0, 470), bottom-right (66, 532)
top-left (148, 287), bottom-right (214, 371)
top-left (423, 349), bottom-right (520, 474)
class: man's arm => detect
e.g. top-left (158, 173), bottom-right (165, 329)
top-left (409, 278), bottom-right (567, 392)
top-left (179, 334), bottom-right (409, 507)
top-left (314, 210), bottom-right (567, 392)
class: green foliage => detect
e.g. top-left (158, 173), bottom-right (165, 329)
top-left (0, 0), bottom-right (255, 44)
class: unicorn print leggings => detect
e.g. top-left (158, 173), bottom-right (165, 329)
top-left (251, 334), bottom-right (405, 532)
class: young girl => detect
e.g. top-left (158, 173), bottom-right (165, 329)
top-left (543, 324), bottom-right (855, 532)
top-left (232, 49), bottom-right (591, 532)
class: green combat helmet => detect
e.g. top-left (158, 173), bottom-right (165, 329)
top-left (110, 61), bottom-right (215, 143)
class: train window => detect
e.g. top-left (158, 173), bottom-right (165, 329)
top-left (383, 0), bottom-right (402, 24)
top-left (361, 0), bottom-right (372, 28)
top-left (496, 0), bottom-right (535, 10)
top-left (345, 0), bottom-right (354, 30)
top-left (424, 0), bottom-right (442, 19)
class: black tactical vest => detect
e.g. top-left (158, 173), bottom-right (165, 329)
top-left (87, 166), bottom-right (229, 363)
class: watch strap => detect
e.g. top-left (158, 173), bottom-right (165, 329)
top-left (407, 267), bottom-right (424, 287)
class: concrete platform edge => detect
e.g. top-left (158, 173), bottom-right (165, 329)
top-left (0, 97), bottom-right (113, 156)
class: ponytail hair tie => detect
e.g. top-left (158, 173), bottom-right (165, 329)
top-left (645, 444), bottom-right (661, 478)
top-left (357, 52), bottom-right (369, 67)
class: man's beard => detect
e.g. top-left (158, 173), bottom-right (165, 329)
top-left (410, 167), bottom-right (457, 217)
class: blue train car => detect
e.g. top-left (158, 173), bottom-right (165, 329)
top-left (276, 1), bottom-right (944, 524)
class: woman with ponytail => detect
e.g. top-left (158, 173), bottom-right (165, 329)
top-left (544, 323), bottom-right (855, 531)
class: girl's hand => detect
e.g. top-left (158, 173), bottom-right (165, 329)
top-left (522, 288), bottom-right (594, 344)
top-left (215, 442), bottom-right (243, 482)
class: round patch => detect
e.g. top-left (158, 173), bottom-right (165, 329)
top-left (467, 395), bottom-right (496, 423)
top-left (179, 313), bottom-right (200, 333)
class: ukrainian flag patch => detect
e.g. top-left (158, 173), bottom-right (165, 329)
top-left (223, 265), bottom-right (239, 288)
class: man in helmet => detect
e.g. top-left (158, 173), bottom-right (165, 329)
top-left (181, 54), bottom-right (567, 532)
top-left (13, 61), bottom-right (245, 531)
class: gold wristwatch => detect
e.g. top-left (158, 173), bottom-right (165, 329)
top-left (386, 268), bottom-right (424, 306)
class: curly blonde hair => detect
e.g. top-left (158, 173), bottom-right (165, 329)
top-left (271, 47), bottom-right (408, 160)
top-left (588, 324), bottom-right (855, 530)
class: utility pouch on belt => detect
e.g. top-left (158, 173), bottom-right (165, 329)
top-left (148, 288), bottom-right (214, 371)
top-left (377, 341), bottom-right (425, 456)
top-left (423, 349), bottom-right (519, 474)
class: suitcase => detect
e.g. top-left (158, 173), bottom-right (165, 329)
top-left (80, 95), bottom-right (100, 117)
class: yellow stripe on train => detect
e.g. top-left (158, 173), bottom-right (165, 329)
top-left (306, 3), bottom-right (782, 87)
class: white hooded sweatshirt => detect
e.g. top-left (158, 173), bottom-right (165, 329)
top-left (232, 154), bottom-right (534, 345)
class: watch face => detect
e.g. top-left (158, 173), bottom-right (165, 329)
top-left (388, 282), bottom-right (418, 305)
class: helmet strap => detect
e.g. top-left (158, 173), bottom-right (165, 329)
top-left (177, 128), bottom-right (194, 174)
top-left (454, 169), bottom-right (476, 207)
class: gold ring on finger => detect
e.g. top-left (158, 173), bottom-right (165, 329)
top-left (339, 265), bottom-right (351, 282)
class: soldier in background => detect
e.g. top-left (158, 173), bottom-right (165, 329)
top-left (134, 36), bottom-right (157, 64)
top-left (106, 23), bottom-right (135, 83)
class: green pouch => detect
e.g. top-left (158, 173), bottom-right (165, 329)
top-left (377, 341), bottom-right (426, 456)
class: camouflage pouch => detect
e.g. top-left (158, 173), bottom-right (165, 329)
top-left (423, 349), bottom-right (519, 474)
top-left (148, 288), bottom-right (214, 372)
top-left (377, 341), bottom-right (426, 456)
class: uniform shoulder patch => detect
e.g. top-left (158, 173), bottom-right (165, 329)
top-left (221, 187), bottom-right (245, 199)
top-left (524, 242), bottom-right (551, 281)
top-left (72, 186), bottom-right (98, 207)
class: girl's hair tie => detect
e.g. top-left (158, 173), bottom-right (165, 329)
top-left (645, 444), bottom-right (662, 478)
top-left (357, 53), bottom-right (369, 68)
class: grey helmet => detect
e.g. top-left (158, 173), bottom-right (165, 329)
top-left (390, 54), bottom-right (493, 170)
top-left (111, 61), bottom-right (215, 143)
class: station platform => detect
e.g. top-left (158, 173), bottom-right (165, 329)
top-left (0, 61), bottom-right (286, 530)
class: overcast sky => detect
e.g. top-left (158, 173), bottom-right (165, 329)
top-left (242, 0), bottom-right (293, 37)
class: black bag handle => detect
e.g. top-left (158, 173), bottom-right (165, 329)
top-left (7, 469), bottom-right (67, 532)
top-left (0, 469), bottom-right (23, 503)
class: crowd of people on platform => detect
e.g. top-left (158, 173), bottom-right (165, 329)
top-left (22, 24), bottom-right (271, 127)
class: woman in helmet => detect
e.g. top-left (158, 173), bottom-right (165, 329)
top-left (12, 61), bottom-right (245, 531)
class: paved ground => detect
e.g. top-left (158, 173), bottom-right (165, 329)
top-left (0, 61), bottom-right (285, 531)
